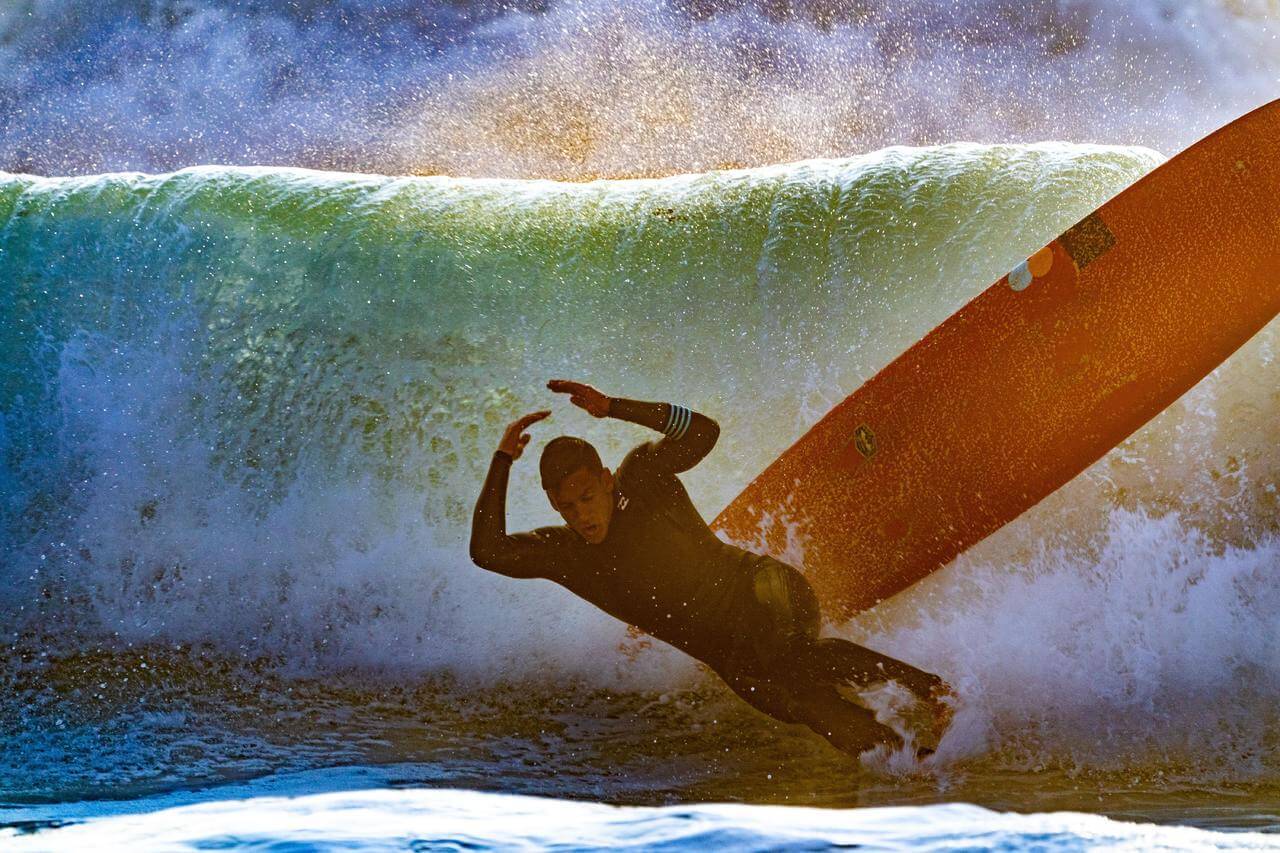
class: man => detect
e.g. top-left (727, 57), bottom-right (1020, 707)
top-left (470, 378), bottom-right (951, 757)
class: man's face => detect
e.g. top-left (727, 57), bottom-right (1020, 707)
top-left (547, 465), bottom-right (615, 545)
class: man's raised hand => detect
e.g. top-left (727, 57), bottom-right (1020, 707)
top-left (498, 410), bottom-right (551, 461)
top-left (547, 379), bottom-right (612, 418)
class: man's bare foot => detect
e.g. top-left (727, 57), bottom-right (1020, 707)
top-left (914, 682), bottom-right (957, 755)
top-left (928, 682), bottom-right (957, 731)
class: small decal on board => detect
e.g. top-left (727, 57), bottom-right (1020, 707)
top-left (1007, 245), bottom-right (1054, 292)
top-left (852, 424), bottom-right (878, 459)
top-left (1059, 212), bottom-right (1116, 269)
top-left (1009, 260), bottom-right (1033, 291)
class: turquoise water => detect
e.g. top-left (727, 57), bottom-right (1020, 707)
top-left (2, 147), bottom-right (1279, 847)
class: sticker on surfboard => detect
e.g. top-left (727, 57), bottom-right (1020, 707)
top-left (1008, 212), bottom-right (1117, 291)
top-left (1060, 212), bottom-right (1117, 269)
top-left (852, 424), bottom-right (877, 459)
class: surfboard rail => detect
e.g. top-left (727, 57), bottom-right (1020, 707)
top-left (711, 98), bottom-right (1280, 617)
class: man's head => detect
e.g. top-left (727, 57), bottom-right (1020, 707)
top-left (540, 436), bottom-right (614, 545)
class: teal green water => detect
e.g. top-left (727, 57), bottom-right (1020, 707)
top-left (0, 147), bottom-right (1161, 544)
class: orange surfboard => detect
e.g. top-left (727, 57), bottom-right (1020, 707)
top-left (711, 98), bottom-right (1280, 618)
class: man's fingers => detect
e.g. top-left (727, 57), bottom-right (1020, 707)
top-left (497, 409), bottom-right (551, 457)
top-left (512, 410), bottom-right (552, 429)
top-left (503, 412), bottom-right (550, 445)
top-left (548, 379), bottom-right (588, 394)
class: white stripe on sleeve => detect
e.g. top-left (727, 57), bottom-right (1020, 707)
top-left (665, 404), bottom-right (691, 439)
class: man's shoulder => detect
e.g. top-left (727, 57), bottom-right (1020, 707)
top-left (617, 441), bottom-right (659, 481)
top-left (617, 441), bottom-right (654, 475)
top-left (617, 441), bottom-right (680, 495)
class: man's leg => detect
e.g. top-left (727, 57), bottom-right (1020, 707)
top-left (735, 558), bottom-right (905, 755)
top-left (779, 681), bottom-right (904, 755)
top-left (720, 667), bottom-right (902, 756)
top-left (806, 637), bottom-right (948, 700)
top-left (744, 556), bottom-right (953, 752)
top-left (749, 557), bottom-right (945, 698)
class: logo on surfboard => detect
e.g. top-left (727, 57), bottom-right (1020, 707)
top-left (1059, 212), bottom-right (1117, 270)
top-left (852, 424), bottom-right (878, 459)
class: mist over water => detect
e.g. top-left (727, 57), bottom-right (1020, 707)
top-left (2, 0), bottom-right (1279, 178)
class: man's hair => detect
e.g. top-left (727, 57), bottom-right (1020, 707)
top-left (540, 436), bottom-right (603, 492)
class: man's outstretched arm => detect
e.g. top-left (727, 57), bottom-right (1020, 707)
top-left (547, 379), bottom-right (720, 474)
top-left (470, 410), bottom-right (566, 579)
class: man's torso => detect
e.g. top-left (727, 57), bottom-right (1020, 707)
top-left (538, 443), bottom-right (760, 663)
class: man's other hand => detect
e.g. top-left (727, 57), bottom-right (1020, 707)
top-left (499, 410), bottom-right (551, 460)
top-left (547, 379), bottom-right (612, 418)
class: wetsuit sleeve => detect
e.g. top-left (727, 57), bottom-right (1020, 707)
top-left (469, 450), bottom-right (572, 580)
top-left (608, 397), bottom-right (720, 474)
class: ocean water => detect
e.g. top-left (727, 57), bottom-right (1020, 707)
top-left (5, 770), bottom-right (1280, 851)
top-left (3, 1), bottom-right (1280, 847)
top-left (2, 140), bottom-right (1279, 848)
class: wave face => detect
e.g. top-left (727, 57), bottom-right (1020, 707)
top-left (3, 145), bottom-right (1280, 804)
top-left (1, 0), bottom-right (1278, 178)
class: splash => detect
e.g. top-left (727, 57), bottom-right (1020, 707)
top-left (2, 0), bottom-right (1279, 177)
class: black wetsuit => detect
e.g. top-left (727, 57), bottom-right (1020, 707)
top-left (470, 401), bottom-right (943, 748)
